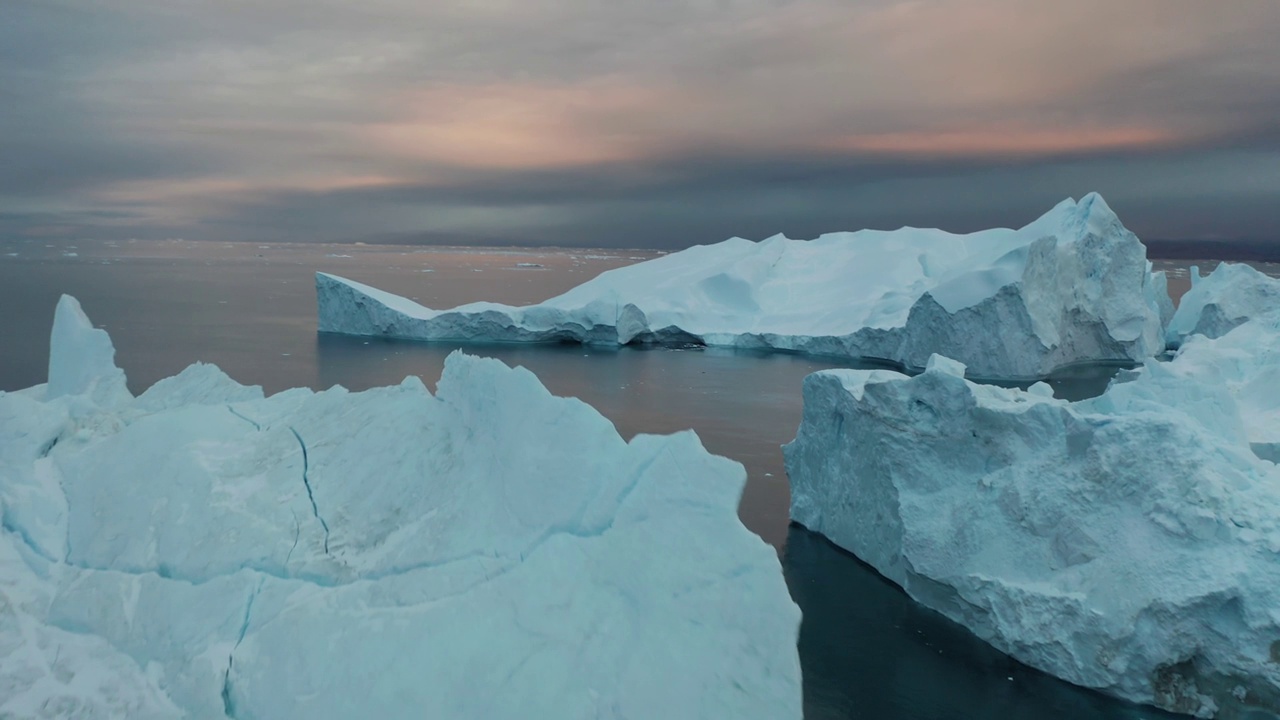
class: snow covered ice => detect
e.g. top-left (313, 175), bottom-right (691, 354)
top-left (1121, 312), bottom-right (1280, 466)
top-left (1167, 261), bottom-right (1280, 347)
top-left (318, 193), bottom-right (1171, 380)
top-left (0, 296), bottom-right (801, 718)
top-left (1162, 261), bottom-right (1280, 460)
top-left (785, 314), bottom-right (1280, 717)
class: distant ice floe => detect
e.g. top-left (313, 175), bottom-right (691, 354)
top-left (318, 193), bottom-right (1170, 380)
top-left (0, 296), bottom-right (800, 719)
top-left (786, 297), bottom-right (1280, 717)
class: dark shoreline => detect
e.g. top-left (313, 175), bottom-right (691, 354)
top-left (1147, 239), bottom-right (1280, 263)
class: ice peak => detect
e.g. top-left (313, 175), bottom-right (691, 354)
top-left (1063, 191), bottom-right (1125, 241)
top-left (1020, 192), bottom-right (1126, 244)
top-left (47, 295), bottom-right (131, 404)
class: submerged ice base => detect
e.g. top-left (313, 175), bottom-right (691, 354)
top-left (0, 296), bottom-right (801, 719)
top-left (318, 193), bottom-right (1170, 380)
top-left (786, 316), bottom-right (1280, 717)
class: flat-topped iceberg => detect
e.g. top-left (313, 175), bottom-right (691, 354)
top-left (785, 319), bottom-right (1280, 718)
top-left (1167, 262), bottom-right (1280, 347)
top-left (318, 193), bottom-right (1171, 380)
top-left (0, 296), bottom-right (801, 719)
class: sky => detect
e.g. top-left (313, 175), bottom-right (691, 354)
top-left (3, 0), bottom-right (1279, 249)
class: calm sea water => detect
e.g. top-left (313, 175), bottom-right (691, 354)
top-left (2, 239), bottom-right (1274, 719)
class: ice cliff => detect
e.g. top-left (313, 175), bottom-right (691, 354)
top-left (318, 193), bottom-right (1171, 380)
top-left (785, 312), bottom-right (1280, 718)
top-left (0, 296), bottom-right (801, 719)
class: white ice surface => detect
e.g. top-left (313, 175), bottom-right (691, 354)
top-left (1098, 313), bottom-right (1280, 465)
top-left (318, 194), bottom-right (1170, 379)
top-left (45, 295), bottom-right (130, 407)
top-left (0, 296), bottom-right (801, 719)
top-left (1167, 262), bottom-right (1280, 346)
top-left (786, 318), bottom-right (1280, 717)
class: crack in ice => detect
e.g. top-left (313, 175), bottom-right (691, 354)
top-left (288, 426), bottom-right (330, 555)
top-left (226, 405), bottom-right (261, 432)
top-left (284, 512), bottom-right (300, 567)
top-left (221, 578), bottom-right (262, 718)
top-left (37, 434), bottom-right (60, 458)
top-left (1, 512), bottom-right (57, 564)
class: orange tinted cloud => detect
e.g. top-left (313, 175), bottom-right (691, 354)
top-left (362, 82), bottom-right (667, 170)
top-left (87, 174), bottom-right (411, 225)
top-left (96, 174), bottom-right (408, 205)
top-left (826, 126), bottom-right (1182, 158)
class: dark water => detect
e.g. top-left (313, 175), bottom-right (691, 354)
top-left (786, 529), bottom-right (1177, 720)
top-left (4, 239), bottom-right (1263, 719)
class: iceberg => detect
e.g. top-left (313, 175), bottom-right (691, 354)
top-left (1110, 311), bottom-right (1280, 466)
top-left (0, 296), bottom-right (801, 718)
top-left (785, 321), bottom-right (1280, 718)
top-left (318, 194), bottom-right (1171, 380)
top-left (1167, 262), bottom-right (1280, 347)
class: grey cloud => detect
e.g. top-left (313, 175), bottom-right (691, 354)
top-left (163, 146), bottom-right (1280, 249)
top-left (1, 0), bottom-right (1278, 245)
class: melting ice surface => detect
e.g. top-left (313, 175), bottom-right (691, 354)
top-left (0, 296), bottom-right (801, 718)
top-left (317, 194), bottom-right (1170, 379)
top-left (786, 273), bottom-right (1280, 718)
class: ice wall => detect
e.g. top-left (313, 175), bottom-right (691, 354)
top-left (318, 193), bottom-right (1170, 379)
top-left (785, 319), bottom-right (1280, 717)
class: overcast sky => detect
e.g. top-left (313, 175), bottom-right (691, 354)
top-left (3, 0), bottom-right (1279, 248)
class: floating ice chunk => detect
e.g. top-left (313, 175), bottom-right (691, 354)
top-left (924, 353), bottom-right (965, 377)
top-left (785, 317), bottom-right (1280, 718)
top-left (0, 297), bottom-right (801, 719)
top-left (318, 194), bottom-right (1169, 379)
top-left (1027, 381), bottom-right (1055, 398)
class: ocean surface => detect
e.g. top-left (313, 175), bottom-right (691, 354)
top-left (2, 238), bottom-right (1276, 719)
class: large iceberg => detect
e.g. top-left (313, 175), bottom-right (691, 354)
top-left (1167, 262), bottom-right (1280, 347)
top-left (318, 193), bottom-right (1171, 379)
top-left (785, 319), bottom-right (1280, 718)
top-left (0, 296), bottom-right (801, 718)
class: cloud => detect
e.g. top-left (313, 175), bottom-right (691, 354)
top-left (2, 0), bottom-right (1278, 244)
top-left (360, 82), bottom-right (669, 170)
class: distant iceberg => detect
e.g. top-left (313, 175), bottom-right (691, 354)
top-left (318, 193), bottom-right (1171, 379)
top-left (0, 296), bottom-right (801, 719)
top-left (1167, 261), bottom-right (1280, 347)
top-left (785, 316), bottom-right (1280, 717)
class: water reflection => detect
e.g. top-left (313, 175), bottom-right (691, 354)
top-left (784, 526), bottom-right (1178, 720)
